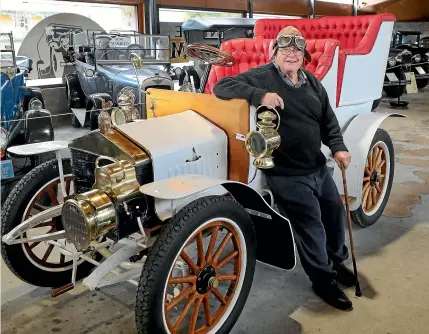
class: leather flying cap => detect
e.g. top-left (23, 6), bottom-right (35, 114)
top-left (271, 26), bottom-right (312, 62)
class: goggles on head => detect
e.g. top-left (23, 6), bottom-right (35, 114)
top-left (276, 34), bottom-right (306, 50)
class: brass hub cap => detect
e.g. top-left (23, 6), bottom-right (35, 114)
top-left (164, 221), bottom-right (243, 333)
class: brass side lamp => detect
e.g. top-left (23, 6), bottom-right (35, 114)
top-left (245, 105), bottom-right (281, 169)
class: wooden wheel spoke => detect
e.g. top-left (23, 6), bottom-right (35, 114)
top-left (180, 251), bottom-right (199, 274)
top-left (166, 286), bottom-right (194, 312)
top-left (379, 174), bottom-right (385, 179)
top-left (362, 185), bottom-right (371, 208)
top-left (203, 295), bottom-right (212, 326)
top-left (372, 147), bottom-right (379, 170)
top-left (216, 251), bottom-right (239, 270)
top-left (217, 274), bottom-right (237, 281)
top-left (367, 187), bottom-right (373, 211)
top-left (365, 166), bottom-right (371, 176)
top-left (46, 186), bottom-right (59, 205)
top-left (375, 184), bottom-right (382, 194)
top-left (29, 241), bottom-right (40, 249)
top-left (212, 232), bottom-right (232, 265)
top-left (375, 148), bottom-right (383, 168)
top-left (372, 186), bottom-right (377, 205)
top-left (173, 293), bottom-right (198, 331)
top-left (363, 176), bottom-right (370, 182)
top-left (188, 297), bottom-right (202, 334)
top-left (376, 159), bottom-right (385, 171)
top-left (362, 181), bottom-right (370, 194)
top-left (367, 154), bottom-right (373, 170)
top-left (196, 232), bottom-right (205, 267)
top-left (42, 244), bottom-right (54, 262)
top-left (168, 275), bottom-right (197, 285)
top-left (206, 226), bottom-right (220, 263)
top-left (211, 288), bottom-right (227, 305)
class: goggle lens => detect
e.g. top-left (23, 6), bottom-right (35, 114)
top-left (276, 35), bottom-right (306, 50)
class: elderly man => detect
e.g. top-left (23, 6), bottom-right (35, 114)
top-left (213, 26), bottom-right (355, 311)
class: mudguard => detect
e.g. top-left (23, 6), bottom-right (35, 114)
top-left (140, 174), bottom-right (296, 271)
top-left (65, 73), bottom-right (85, 109)
top-left (331, 111), bottom-right (406, 211)
top-left (87, 93), bottom-right (113, 130)
top-left (24, 109), bottom-right (54, 143)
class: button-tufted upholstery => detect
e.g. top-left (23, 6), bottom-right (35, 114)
top-left (254, 14), bottom-right (396, 106)
top-left (204, 38), bottom-right (271, 94)
top-left (204, 38), bottom-right (339, 95)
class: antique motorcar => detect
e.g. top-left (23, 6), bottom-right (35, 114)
top-left (391, 29), bottom-right (429, 89)
top-left (1, 32), bottom-right (54, 203)
top-left (65, 30), bottom-right (174, 129)
top-left (2, 14), bottom-right (403, 333)
top-left (383, 48), bottom-right (412, 98)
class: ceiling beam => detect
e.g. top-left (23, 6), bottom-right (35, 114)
top-left (359, 0), bottom-right (429, 21)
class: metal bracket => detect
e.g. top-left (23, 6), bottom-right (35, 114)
top-left (245, 208), bottom-right (272, 220)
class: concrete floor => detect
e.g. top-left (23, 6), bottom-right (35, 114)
top-left (1, 89), bottom-right (429, 333)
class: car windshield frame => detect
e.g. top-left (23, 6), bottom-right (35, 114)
top-left (72, 30), bottom-right (171, 66)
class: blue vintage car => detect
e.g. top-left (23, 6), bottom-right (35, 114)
top-left (1, 32), bottom-right (54, 202)
top-left (65, 30), bottom-right (175, 129)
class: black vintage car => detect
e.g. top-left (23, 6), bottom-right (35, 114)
top-left (383, 48), bottom-right (412, 98)
top-left (391, 29), bottom-right (429, 89)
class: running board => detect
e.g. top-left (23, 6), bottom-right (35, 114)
top-left (71, 107), bottom-right (88, 127)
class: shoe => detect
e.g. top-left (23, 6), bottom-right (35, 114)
top-left (312, 279), bottom-right (353, 311)
top-left (333, 262), bottom-right (356, 287)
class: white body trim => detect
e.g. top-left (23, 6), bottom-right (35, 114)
top-left (321, 46), bottom-right (340, 111)
top-left (339, 21), bottom-right (394, 106)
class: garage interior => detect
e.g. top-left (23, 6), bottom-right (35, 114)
top-left (1, 0), bottom-right (429, 333)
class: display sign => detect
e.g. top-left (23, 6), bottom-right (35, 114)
top-left (405, 72), bottom-right (418, 94)
top-left (170, 37), bottom-right (187, 63)
top-left (1, 160), bottom-right (15, 179)
top-left (386, 72), bottom-right (398, 82)
top-left (416, 66), bottom-right (426, 75)
top-left (109, 36), bottom-right (131, 48)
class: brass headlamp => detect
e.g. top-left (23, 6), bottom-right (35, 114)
top-left (245, 105), bottom-right (281, 169)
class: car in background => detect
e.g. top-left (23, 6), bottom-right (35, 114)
top-left (1, 32), bottom-right (54, 203)
top-left (383, 48), bottom-right (412, 98)
top-left (391, 29), bottom-right (429, 89)
top-left (65, 30), bottom-right (174, 129)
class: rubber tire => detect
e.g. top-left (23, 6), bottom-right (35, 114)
top-left (351, 128), bottom-right (395, 228)
top-left (1, 159), bottom-right (96, 287)
top-left (135, 195), bottom-right (256, 334)
top-left (384, 68), bottom-right (406, 98)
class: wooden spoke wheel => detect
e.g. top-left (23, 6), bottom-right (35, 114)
top-left (351, 129), bottom-right (395, 228)
top-left (186, 43), bottom-right (236, 67)
top-left (1, 159), bottom-right (98, 287)
top-left (136, 196), bottom-right (256, 334)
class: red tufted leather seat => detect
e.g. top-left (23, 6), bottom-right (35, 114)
top-left (204, 38), bottom-right (339, 95)
top-left (254, 14), bottom-right (396, 106)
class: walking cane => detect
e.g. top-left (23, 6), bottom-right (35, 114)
top-left (341, 162), bottom-right (362, 297)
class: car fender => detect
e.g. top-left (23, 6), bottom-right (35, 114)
top-left (331, 111), bottom-right (406, 211)
top-left (65, 73), bottom-right (85, 108)
top-left (87, 93), bottom-right (113, 130)
top-left (24, 109), bottom-right (54, 143)
top-left (140, 174), bottom-right (297, 271)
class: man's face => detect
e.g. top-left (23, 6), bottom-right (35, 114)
top-left (275, 45), bottom-right (304, 74)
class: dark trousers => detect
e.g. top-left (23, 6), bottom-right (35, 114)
top-left (265, 165), bottom-right (349, 284)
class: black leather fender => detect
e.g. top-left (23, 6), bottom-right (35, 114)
top-left (65, 73), bottom-right (85, 108)
top-left (87, 93), bottom-right (114, 130)
top-left (23, 109), bottom-right (54, 143)
top-left (178, 66), bottom-right (201, 90)
top-left (222, 183), bottom-right (296, 271)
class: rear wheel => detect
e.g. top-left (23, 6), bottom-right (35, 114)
top-left (1, 159), bottom-right (96, 287)
top-left (135, 195), bottom-right (256, 334)
top-left (351, 129), bottom-right (395, 227)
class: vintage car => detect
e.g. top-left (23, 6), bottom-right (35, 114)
top-left (2, 14), bottom-right (403, 333)
top-left (65, 30), bottom-right (174, 129)
top-left (1, 32), bottom-right (54, 203)
top-left (391, 29), bottom-right (429, 89)
top-left (383, 48), bottom-right (412, 98)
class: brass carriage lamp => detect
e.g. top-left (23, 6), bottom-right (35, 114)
top-left (245, 105), bottom-right (281, 169)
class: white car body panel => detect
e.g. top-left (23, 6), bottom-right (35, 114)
top-left (115, 110), bottom-right (228, 181)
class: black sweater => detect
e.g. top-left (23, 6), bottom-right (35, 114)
top-left (212, 63), bottom-right (348, 176)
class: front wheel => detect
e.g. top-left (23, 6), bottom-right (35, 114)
top-left (351, 128), bottom-right (395, 227)
top-left (135, 195), bottom-right (256, 334)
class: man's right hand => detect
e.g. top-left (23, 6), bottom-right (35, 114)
top-left (261, 92), bottom-right (284, 109)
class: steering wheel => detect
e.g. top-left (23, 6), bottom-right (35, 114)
top-left (186, 43), bottom-right (236, 67)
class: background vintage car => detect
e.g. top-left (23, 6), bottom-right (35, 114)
top-left (383, 47), bottom-right (412, 98)
top-left (65, 30), bottom-right (174, 129)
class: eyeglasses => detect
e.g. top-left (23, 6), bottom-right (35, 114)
top-left (278, 47), bottom-right (304, 56)
top-left (276, 34), bottom-right (306, 51)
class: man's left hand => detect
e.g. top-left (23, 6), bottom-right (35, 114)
top-left (334, 151), bottom-right (351, 169)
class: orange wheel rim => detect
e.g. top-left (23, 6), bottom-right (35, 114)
top-left (163, 220), bottom-right (243, 333)
top-left (362, 143), bottom-right (388, 214)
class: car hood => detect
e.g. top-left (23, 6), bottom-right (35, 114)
top-left (97, 65), bottom-right (171, 87)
